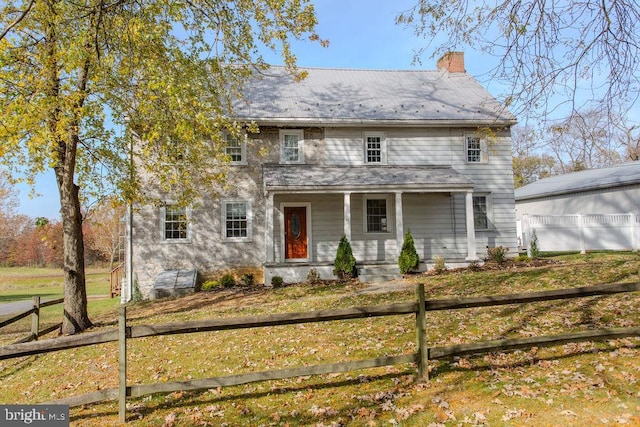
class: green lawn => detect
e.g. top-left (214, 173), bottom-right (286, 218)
top-left (0, 253), bottom-right (638, 426)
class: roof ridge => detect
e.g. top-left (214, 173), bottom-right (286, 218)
top-left (266, 64), bottom-right (442, 73)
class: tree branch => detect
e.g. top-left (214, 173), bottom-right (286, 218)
top-left (0, 0), bottom-right (35, 42)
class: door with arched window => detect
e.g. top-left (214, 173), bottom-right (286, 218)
top-left (284, 206), bottom-right (308, 260)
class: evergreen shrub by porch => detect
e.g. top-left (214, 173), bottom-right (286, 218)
top-left (271, 275), bottom-right (284, 287)
top-left (398, 229), bottom-right (419, 274)
top-left (333, 235), bottom-right (357, 279)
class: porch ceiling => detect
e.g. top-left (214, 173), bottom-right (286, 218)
top-left (263, 165), bottom-right (474, 193)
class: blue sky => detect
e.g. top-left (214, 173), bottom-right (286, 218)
top-left (14, 0), bottom-right (501, 219)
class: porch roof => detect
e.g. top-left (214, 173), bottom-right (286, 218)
top-left (263, 165), bottom-right (474, 193)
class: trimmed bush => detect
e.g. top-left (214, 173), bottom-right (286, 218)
top-left (333, 235), bottom-right (357, 279)
top-left (242, 273), bottom-right (255, 286)
top-left (433, 256), bottom-right (446, 274)
top-left (271, 275), bottom-right (284, 288)
top-left (398, 229), bottom-right (419, 274)
top-left (529, 229), bottom-right (540, 259)
top-left (306, 268), bottom-right (321, 284)
top-left (201, 280), bottom-right (219, 291)
top-left (220, 274), bottom-right (235, 288)
top-left (486, 246), bottom-right (509, 265)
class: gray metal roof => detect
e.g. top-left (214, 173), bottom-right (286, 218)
top-left (263, 165), bottom-right (474, 192)
top-left (515, 162), bottom-right (640, 201)
top-left (235, 66), bottom-right (516, 126)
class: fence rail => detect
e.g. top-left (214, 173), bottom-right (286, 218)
top-left (1, 282), bottom-right (638, 423)
top-left (0, 296), bottom-right (63, 344)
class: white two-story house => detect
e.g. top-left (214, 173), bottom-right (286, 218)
top-left (130, 52), bottom-right (518, 296)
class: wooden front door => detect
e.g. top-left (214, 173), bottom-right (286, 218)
top-left (284, 206), bottom-right (308, 260)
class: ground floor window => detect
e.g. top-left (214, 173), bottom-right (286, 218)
top-left (223, 200), bottom-right (252, 241)
top-left (162, 205), bottom-right (188, 241)
top-left (365, 197), bottom-right (389, 233)
top-left (473, 194), bottom-right (491, 230)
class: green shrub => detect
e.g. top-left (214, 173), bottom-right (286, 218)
top-left (306, 268), bottom-right (321, 284)
top-left (398, 229), bottom-right (419, 274)
top-left (220, 274), bottom-right (235, 288)
top-left (201, 280), bottom-right (219, 291)
top-left (468, 260), bottom-right (482, 271)
top-left (514, 254), bottom-right (531, 263)
top-left (242, 273), bottom-right (255, 286)
top-left (333, 235), bottom-right (357, 279)
top-left (529, 229), bottom-right (540, 259)
top-left (433, 256), bottom-right (446, 274)
top-left (486, 246), bottom-right (509, 265)
top-left (132, 278), bottom-right (144, 302)
top-left (271, 275), bottom-right (284, 288)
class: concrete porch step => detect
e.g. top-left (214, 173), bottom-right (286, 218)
top-left (357, 264), bottom-right (402, 283)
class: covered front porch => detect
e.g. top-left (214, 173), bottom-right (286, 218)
top-left (262, 165), bottom-right (481, 283)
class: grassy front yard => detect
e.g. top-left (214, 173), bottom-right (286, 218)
top-left (0, 252), bottom-right (638, 426)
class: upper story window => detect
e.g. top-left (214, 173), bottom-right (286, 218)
top-left (280, 129), bottom-right (304, 164)
top-left (466, 134), bottom-right (487, 163)
top-left (473, 194), bottom-right (492, 230)
top-left (223, 132), bottom-right (247, 165)
top-left (162, 204), bottom-right (189, 241)
top-left (364, 131), bottom-right (387, 164)
top-left (222, 200), bottom-right (252, 241)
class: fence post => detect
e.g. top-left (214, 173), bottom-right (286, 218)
top-left (630, 212), bottom-right (638, 252)
top-left (415, 283), bottom-right (428, 380)
top-left (521, 215), bottom-right (531, 257)
top-left (577, 214), bottom-right (586, 254)
top-left (31, 296), bottom-right (40, 341)
top-left (119, 305), bottom-right (127, 423)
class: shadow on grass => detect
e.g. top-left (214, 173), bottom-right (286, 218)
top-left (430, 339), bottom-right (639, 378)
top-left (69, 370), bottom-right (413, 424)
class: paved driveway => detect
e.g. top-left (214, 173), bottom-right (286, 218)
top-left (0, 300), bottom-right (38, 317)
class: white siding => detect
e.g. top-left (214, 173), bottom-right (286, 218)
top-left (515, 184), bottom-right (640, 220)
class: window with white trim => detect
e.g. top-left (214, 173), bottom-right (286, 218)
top-left (223, 132), bottom-right (247, 165)
top-left (162, 137), bottom-right (186, 164)
top-left (466, 134), bottom-right (486, 163)
top-left (364, 131), bottom-right (387, 164)
top-left (162, 204), bottom-right (189, 241)
top-left (364, 196), bottom-right (391, 233)
top-left (280, 129), bottom-right (304, 164)
top-left (473, 194), bottom-right (492, 230)
top-left (222, 200), bottom-right (252, 241)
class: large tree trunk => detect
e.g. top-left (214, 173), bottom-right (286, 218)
top-left (57, 170), bottom-right (93, 335)
top-left (45, 2), bottom-right (93, 334)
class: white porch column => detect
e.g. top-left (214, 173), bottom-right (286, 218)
top-left (395, 191), bottom-right (404, 256)
top-left (343, 192), bottom-right (352, 241)
top-left (465, 191), bottom-right (478, 261)
top-left (265, 192), bottom-right (274, 263)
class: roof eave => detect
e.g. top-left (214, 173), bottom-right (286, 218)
top-left (238, 117), bottom-right (517, 128)
top-left (515, 180), bottom-right (640, 201)
top-left (266, 183), bottom-right (475, 193)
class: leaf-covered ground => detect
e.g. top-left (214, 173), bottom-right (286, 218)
top-left (0, 252), bottom-right (638, 426)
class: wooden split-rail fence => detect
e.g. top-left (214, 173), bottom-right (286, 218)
top-left (0, 281), bottom-right (638, 423)
top-left (0, 296), bottom-right (64, 344)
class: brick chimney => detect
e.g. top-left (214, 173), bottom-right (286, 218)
top-left (437, 52), bottom-right (465, 73)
